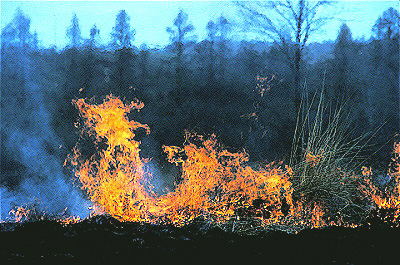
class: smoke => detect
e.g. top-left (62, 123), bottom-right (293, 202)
top-left (139, 135), bottom-right (178, 195)
top-left (0, 51), bottom-right (91, 221)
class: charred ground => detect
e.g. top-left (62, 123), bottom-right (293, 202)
top-left (1, 211), bottom-right (399, 265)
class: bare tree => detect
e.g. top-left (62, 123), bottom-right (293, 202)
top-left (237, 0), bottom-right (334, 112)
top-left (372, 7), bottom-right (399, 41)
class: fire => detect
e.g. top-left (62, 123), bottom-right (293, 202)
top-left (69, 95), bottom-right (153, 222)
top-left (8, 203), bottom-right (47, 223)
top-left (161, 133), bottom-right (294, 225)
top-left (67, 95), bottom-right (327, 228)
top-left (4, 94), bottom-right (398, 232)
top-left (9, 206), bottom-right (32, 223)
top-left (63, 95), bottom-right (399, 229)
top-left (58, 216), bottom-right (81, 225)
top-left (305, 150), bottom-right (324, 167)
top-left (359, 143), bottom-right (400, 223)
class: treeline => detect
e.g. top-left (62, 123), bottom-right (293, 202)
top-left (1, 7), bottom-right (399, 188)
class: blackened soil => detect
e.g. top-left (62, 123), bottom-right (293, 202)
top-left (1, 214), bottom-right (399, 265)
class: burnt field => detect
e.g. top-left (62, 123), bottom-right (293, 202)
top-left (1, 213), bottom-right (399, 265)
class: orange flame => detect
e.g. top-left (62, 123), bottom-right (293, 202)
top-left (9, 206), bottom-right (32, 223)
top-left (6, 94), bottom-right (397, 230)
top-left (359, 143), bottom-right (400, 223)
top-left (67, 95), bottom-right (328, 228)
top-left (305, 150), bottom-right (324, 167)
top-left (66, 95), bottom-right (399, 228)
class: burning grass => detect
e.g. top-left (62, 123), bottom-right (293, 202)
top-left (57, 95), bottom-right (399, 231)
top-left (5, 202), bottom-right (82, 226)
top-left (2, 94), bottom-right (399, 264)
top-left (67, 95), bottom-right (297, 226)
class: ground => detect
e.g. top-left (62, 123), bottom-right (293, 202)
top-left (1, 213), bottom-right (399, 265)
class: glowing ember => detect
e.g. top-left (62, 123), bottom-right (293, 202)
top-left (58, 216), bottom-right (82, 225)
top-left (305, 150), bottom-right (324, 167)
top-left (8, 203), bottom-right (47, 223)
top-left (9, 206), bottom-right (32, 223)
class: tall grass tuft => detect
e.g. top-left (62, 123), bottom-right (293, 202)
top-left (289, 77), bottom-right (374, 221)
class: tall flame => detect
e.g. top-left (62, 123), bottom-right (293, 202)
top-left (69, 95), bottom-right (153, 222)
top-left (67, 95), bottom-right (399, 228)
top-left (67, 95), bottom-right (328, 227)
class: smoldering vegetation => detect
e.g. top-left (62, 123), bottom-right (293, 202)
top-left (0, 4), bottom-right (399, 222)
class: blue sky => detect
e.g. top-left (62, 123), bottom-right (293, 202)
top-left (1, 1), bottom-right (399, 48)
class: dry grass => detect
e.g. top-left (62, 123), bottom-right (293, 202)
top-left (289, 80), bottom-right (374, 220)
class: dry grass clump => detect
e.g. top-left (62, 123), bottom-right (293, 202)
top-left (289, 83), bottom-right (372, 220)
